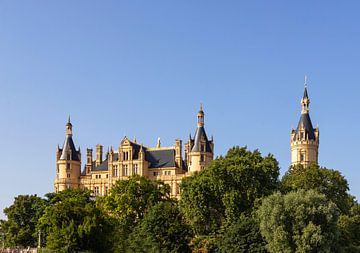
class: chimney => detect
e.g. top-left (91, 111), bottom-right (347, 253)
top-left (175, 139), bottom-right (182, 168)
top-left (96, 144), bottom-right (103, 166)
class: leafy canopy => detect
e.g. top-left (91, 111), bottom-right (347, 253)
top-left (180, 146), bottom-right (280, 235)
top-left (258, 189), bottom-right (340, 253)
top-left (2, 194), bottom-right (47, 247)
top-left (282, 163), bottom-right (354, 213)
top-left (38, 188), bottom-right (112, 253)
top-left (127, 201), bottom-right (193, 253)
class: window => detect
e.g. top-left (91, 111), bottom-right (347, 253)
top-left (104, 186), bottom-right (108, 196)
top-left (153, 171), bottom-right (160, 176)
top-left (66, 163), bottom-right (70, 170)
top-left (300, 153), bottom-right (305, 162)
top-left (94, 186), bottom-right (100, 196)
top-left (123, 152), bottom-right (129, 161)
top-left (67, 173), bottom-right (70, 178)
top-left (133, 164), bottom-right (138, 175)
top-left (113, 166), bottom-right (118, 177)
top-left (123, 165), bottom-right (128, 176)
top-left (67, 154), bottom-right (70, 160)
top-left (106, 174), bottom-right (108, 178)
top-left (201, 144), bottom-right (205, 152)
top-left (57, 166), bottom-right (59, 173)
top-left (200, 154), bottom-right (205, 162)
top-left (164, 171), bottom-right (171, 176)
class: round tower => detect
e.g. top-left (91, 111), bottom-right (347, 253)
top-left (290, 78), bottom-right (319, 167)
top-left (187, 103), bottom-right (214, 173)
top-left (55, 117), bottom-right (81, 192)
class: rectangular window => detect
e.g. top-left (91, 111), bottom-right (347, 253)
top-left (300, 153), bottom-right (305, 161)
top-left (200, 154), bottom-right (205, 162)
top-left (67, 173), bottom-right (70, 178)
top-left (164, 171), bottom-right (171, 176)
top-left (153, 171), bottom-right (160, 176)
top-left (67, 163), bottom-right (70, 170)
top-left (94, 186), bottom-right (100, 196)
top-left (201, 144), bottom-right (205, 152)
top-left (113, 166), bottom-right (118, 177)
top-left (104, 186), bottom-right (108, 196)
top-left (123, 165), bottom-right (128, 176)
top-left (133, 164), bottom-right (138, 175)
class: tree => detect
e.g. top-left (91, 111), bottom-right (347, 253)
top-left (180, 146), bottom-right (280, 235)
top-left (217, 214), bottom-right (267, 253)
top-left (126, 201), bottom-right (193, 253)
top-left (98, 175), bottom-right (171, 252)
top-left (1, 194), bottom-right (47, 247)
top-left (38, 189), bottom-right (112, 252)
top-left (282, 164), bottom-right (354, 214)
top-left (337, 203), bottom-right (360, 252)
top-left (258, 190), bottom-right (340, 253)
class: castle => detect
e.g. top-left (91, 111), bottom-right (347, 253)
top-left (54, 104), bottom-right (214, 197)
top-left (54, 82), bottom-right (319, 197)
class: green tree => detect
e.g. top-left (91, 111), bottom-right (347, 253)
top-left (258, 189), bottom-right (340, 253)
top-left (1, 194), bottom-right (47, 247)
top-left (126, 201), bottom-right (192, 253)
top-left (99, 175), bottom-right (171, 252)
top-left (282, 164), bottom-right (354, 213)
top-left (38, 188), bottom-right (112, 252)
top-left (180, 146), bottom-right (280, 235)
top-left (217, 214), bottom-right (267, 253)
top-left (337, 203), bottom-right (360, 252)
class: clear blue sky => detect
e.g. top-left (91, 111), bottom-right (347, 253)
top-left (1, 1), bottom-right (360, 218)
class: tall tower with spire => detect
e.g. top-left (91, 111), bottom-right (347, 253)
top-left (54, 117), bottom-right (81, 192)
top-left (290, 77), bottom-right (319, 167)
top-left (185, 103), bottom-right (214, 173)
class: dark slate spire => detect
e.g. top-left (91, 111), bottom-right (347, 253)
top-left (191, 104), bottom-right (213, 152)
top-left (60, 117), bottom-right (80, 161)
top-left (293, 78), bottom-right (316, 141)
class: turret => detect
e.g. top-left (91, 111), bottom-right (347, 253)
top-left (186, 104), bottom-right (214, 173)
top-left (55, 117), bottom-right (81, 192)
top-left (290, 77), bottom-right (319, 167)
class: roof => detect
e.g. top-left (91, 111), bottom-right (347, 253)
top-left (303, 87), bottom-right (309, 99)
top-left (191, 126), bottom-right (213, 152)
top-left (145, 149), bottom-right (176, 168)
top-left (93, 160), bottom-right (108, 171)
top-left (293, 113), bottom-right (316, 141)
top-left (59, 135), bottom-right (80, 161)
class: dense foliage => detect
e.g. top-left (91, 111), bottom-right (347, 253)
top-left (1, 146), bottom-right (359, 252)
top-left (37, 189), bottom-right (113, 252)
top-left (258, 190), bottom-right (340, 253)
top-left (1, 195), bottom-right (46, 247)
top-left (180, 146), bottom-right (280, 235)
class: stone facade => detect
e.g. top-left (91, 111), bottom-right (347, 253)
top-left (54, 105), bottom-right (214, 197)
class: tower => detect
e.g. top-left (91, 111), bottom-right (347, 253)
top-left (185, 104), bottom-right (214, 173)
top-left (55, 117), bottom-right (81, 192)
top-left (290, 78), bottom-right (319, 166)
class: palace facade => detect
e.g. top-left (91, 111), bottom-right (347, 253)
top-left (54, 105), bottom-right (214, 197)
top-left (54, 81), bottom-right (320, 197)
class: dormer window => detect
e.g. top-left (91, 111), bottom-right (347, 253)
top-left (67, 153), bottom-right (70, 160)
top-left (201, 144), bottom-right (205, 152)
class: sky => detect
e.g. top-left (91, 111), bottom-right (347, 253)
top-left (1, 1), bottom-right (360, 218)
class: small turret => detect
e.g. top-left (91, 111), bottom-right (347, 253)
top-left (55, 117), bottom-right (81, 192)
top-left (290, 77), bottom-right (319, 167)
top-left (186, 103), bottom-right (214, 173)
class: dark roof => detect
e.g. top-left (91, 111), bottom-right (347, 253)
top-left (191, 126), bottom-right (213, 152)
top-left (59, 135), bottom-right (80, 161)
top-left (293, 113), bottom-right (316, 140)
top-left (93, 160), bottom-right (108, 171)
top-left (303, 87), bottom-right (309, 99)
top-left (145, 149), bottom-right (176, 168)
